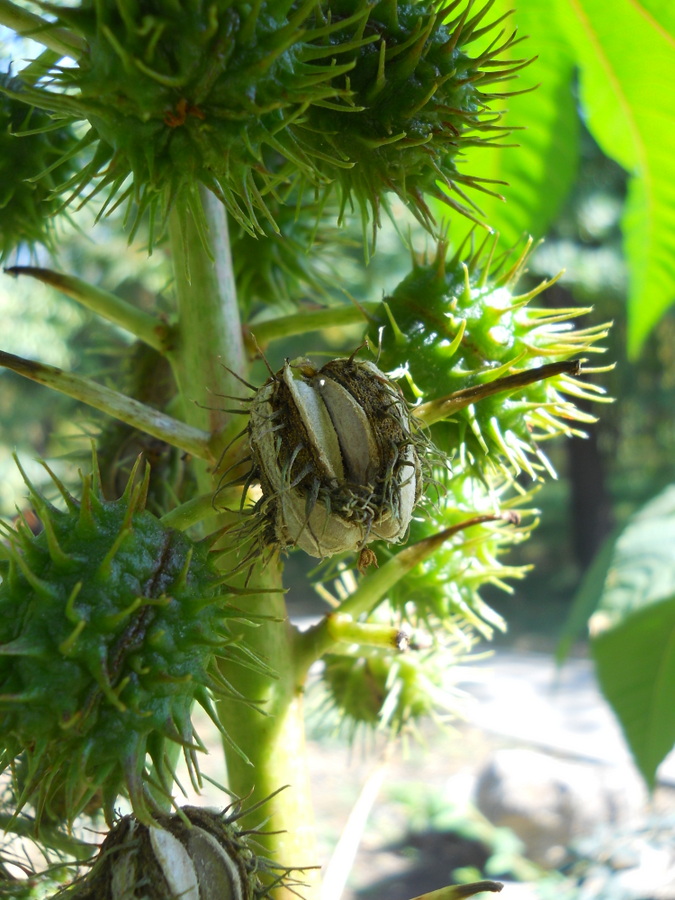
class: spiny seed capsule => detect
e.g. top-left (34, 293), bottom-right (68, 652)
top-left (248, 357), bottom-right (423, 559)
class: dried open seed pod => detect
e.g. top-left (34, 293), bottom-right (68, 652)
top-left (248, 357), bottom-right (424, 558)
top-left (62, 803), bottom-right (304, 899)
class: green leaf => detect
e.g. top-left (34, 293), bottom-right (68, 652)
top-left (559, 485), bottom-right (675, 665)
top-left (636, 1), bottom-right (675, 40)
top-left (587, 485), bottom-right (675, 787)
top-left (438, 0), bottom-right (580, 247)
top-left (593, 594), bottom-right (675, 788)
top-left (594, 484), bottom-right (675, 628)
top-left (553, 0), bottom-right (675, 357)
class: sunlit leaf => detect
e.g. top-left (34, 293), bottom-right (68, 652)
top-left (635, 1), bottom-right (675, 40)
top-left (587, 484), bottom-right (675, 787)
top-left (558, 483), bottom-right (675, 659)
top-left (593, 594), bottom-right (675, 788)
top-left (438, 0), bottom-right (580, 249)
top-left (553, 0), bottom-right (675, 357)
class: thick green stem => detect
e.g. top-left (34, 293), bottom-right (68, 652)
top-left (216, 565), bottom-right (320, 898)
top-left (167, 187), bottom-right (320, 898)
top-left (168, 188), bottom-right (246, 442)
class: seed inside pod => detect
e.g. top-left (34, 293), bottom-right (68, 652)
top-left (248, 356), bottom-right (423, 558)
top-left (69, 805), bottom-right (296, 900)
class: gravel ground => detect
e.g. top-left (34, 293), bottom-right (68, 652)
top-left (179, 649), bottom-right (675, 900)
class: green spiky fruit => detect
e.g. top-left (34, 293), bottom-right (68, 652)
top-left (0, 457), bottom-right (245, 828)
top-left (4, 0), bottom-right (526, 240)
top-left (321, 647), bottom-right (461, 738)
top-left (0, 75), bottom-right (80, 261)
top-left (230, 195), bottom-right (343, 314)
top-left (300, 0), bottom-right (527, 230)
top-left (369, 236), bottom-right (610, 478)
top-left (61, 799), bottom-right (304, 900)
top-left (381, 477), bottom-right (536, 639)
top-left (314, 486), bottom-right (532, 738)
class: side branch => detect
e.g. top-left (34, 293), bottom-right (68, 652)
top-left (0, 0), bottom-right (85, 57)
top-left (415, 360), bottom-right (583, 426)
top-left (294, 513), bottom-right (518, 675)
top-left (5, 267), bottom-right (172, 353)
top-left (246, 303), bottom-right (378, 348)
top-left (0, 351), bottom-right (211, 460)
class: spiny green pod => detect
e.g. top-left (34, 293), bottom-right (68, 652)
top-left (230, 195), bottom-right (343, 313)
top-left (246, 356), bottom-right (429, 560)
top-left (369, 236), bottom-right (610, 479)
top-left (320, 639), bottom-right (463, 739)
top-left (298, 0), bottom-right (529, 231)
top-left (0, 455), bottom-right (250, 829)
top-left (60, 799), bottom-right (305, 900)
top-left (313, 489), bottom-right (533, 739)
top-left (381, 477), bottom-right (538, 638)
top-left (0, 75), bottom-right (80, 262)
top-left (2, 0), bottom-right (527, 240)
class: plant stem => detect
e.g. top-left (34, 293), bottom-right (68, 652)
top-left (0, 351), bottom-right (211, 458)
top-left (159, 493), bottom-right (217, 531)
top-left (247, 302), bottom-right (377, 348)
top-left (216, 576), bottom-right (321, 898)
top-left (0, 0), bottom-right (85, 57)
top-left (4, 267), bottom-right (171, 352)
top-left (295, 515), bottom-right (516, 675)
top-left (168, 188), bottom-right (246, 438)
top-left (167, 187), bottom-right (320, 898)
